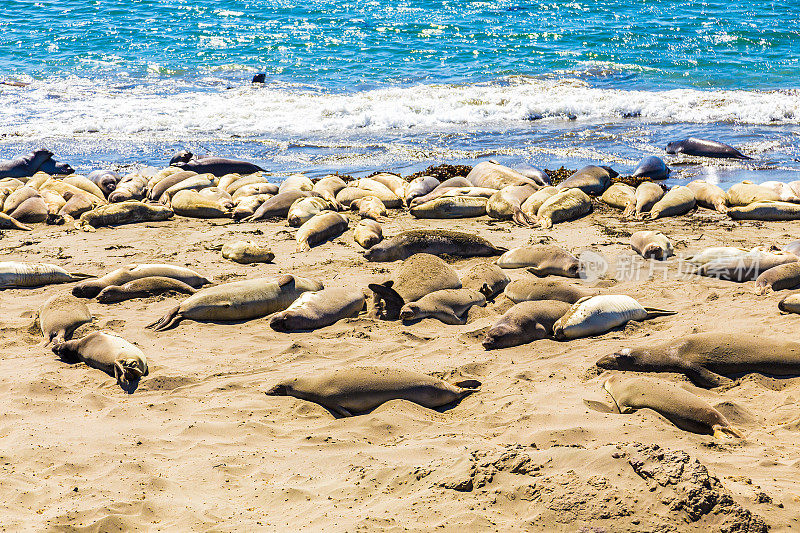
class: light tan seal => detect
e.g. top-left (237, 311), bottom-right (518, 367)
top-left (727, 201), bottom-right (800, 221)
top-left (404, 175), bottom-right (440, 205)
top-left (399, 288), bottom-right (486, 324)
top-left (686, 180), bottom-right (728, 213)
top-left (587, 374), bottom-right (741, 438)
top-left (409, 195), bottom-right (488, 219)
top-left (53, 331), bottom-right (148, 390)
top-left (351, 196), bottom-right (387, 220)
top-left (754, 262), bottom-right (800, 294)
top-left (496, 244), bottom-right (580, 277)
top-left (265, 367), bottom-right (480, 417)
top-left (536, 188), bottom-right (592, 228)
top-left (354, 219), bottom-right (383, 249)
top-left (482, 300), bottom-right (572, 349)
top-left (600, 182), bottom-right (635, 212)
top-left (630, 181), bottom-right (664, 219)
top-left (647, 185), bottom-right (695, 220)
top-left (697, 250), bottom-right (797, 281)
top-left (1, 262), bottom-right (91, 289)
top-left (170, 190), bottom-right (231, 218)
top-left (296, 211), bottom-right (349, 252)
top-left (72, 263), bottom-right (211, 298)
top-left (725, 182), bottom-right (780, 207)
top-left (459, 262), bottom-right (509, 300)
top-left (778, 292), bottom-right (800, 314)
top-left (486, 184), bottom-right (537, 221)
top-left (368, 253), bottom-right (461, 320)
top-left (287, 196), bottom-right (338, 227)
top-left (269, 287), bottom-right (365, 332)
top-left (630, 230), bottom-right (673, 261)
top-left (466, 161), bottom-right (537, 190)
top-left (38, 293), bottom-right (92, 344)
top-left (147, 275), bottom-right (322, 331)
top-left (503, 277), bottom-right (592, 304)
top-left (221, 241), bottom-right (275, 264)
top-left (515, 186), bottom-right (558, 226)
top-left (96, 276), bottom-right (198, 303)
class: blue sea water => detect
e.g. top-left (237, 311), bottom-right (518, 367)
top-left (0, 0), bottom-right (799, 184)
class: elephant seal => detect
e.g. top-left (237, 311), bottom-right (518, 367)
top-left (466, 161), bottom-right (537, 190)
top-left (409, 186), bottom-right (496, 208)
top-left (600, 183), bottom-right (635, 212)
top-left (503, 277), bottom-right (592, 304)
top-left (38, 294), bottom-right (92, 344)
top-left (725, 182), bottom-right (780, 207)
top-left (147, 275), bottom-right (322, 331)
top-left (148, 170), bottom-right (198, 201)
top-left (399, 288), bottom-right (486, 325)
top-left (10, 196), bottom-right (48, 223)
top-left (516, 186), bottom-right (558, 226)
top-left (410, 195), bottom-right (488, 219)
top-left (404, 175), bottom-right (440, 205)
top-left (685, 246), bottom-right (754, 266)
top-left (265, 367), bottom-right (480, 417)
top-left (630, 181), bottom-right (664, 218)
top-left (754, 262), bottom-right (800, 294)
top-left (72, 264), bottom-right (211, 298)
top-left (37, 158), bottom-right (74, 175)
top-left (53, 332), bottom-right (148, 388)
top-left (296, 211), bottom-right (348, 252)
top-left (459, 262), bottom-right (509, 300)
top-left (87, 170), bottom-right (120, 196)
top-left (697, 250), bottom-right (797, 281)
top-left (337, 181), bottom-right (401, 208)
top-left (496, 245), bottom-right (579, 277)
top-left (782, 239), bottom-right (800, 256)
top-left (1, 262), bottom-right (91, 289)
top-left (486, 184), bottom-right (537, 221)
top-left (597, 332), bottom-right (800, 388)
top-left (170, 190), bottom-right (231, 218)
top-left (630, 231), bottom-right (673, 261)
top-left (686, 180), bottom-right (728, 213)
top-left (364, 230), bottom-right (506, 262)
top-left (557, 165), bottom-right (616, 196)
top-left (0, 211), bottom-right (31, 230)
top-left (368, 253), bottom-right (461, 320)
top-left (517, 165), bottom-right (551, 187)
top-left (175, 157), bottom-right (264, 176)
top-left (537, 188), bottom-right (592, 228)
top-left (287, 196), bottom-right (334, 227)
top-left (760, 181), bottom-right (800, 202)
top-left (778, 292), bottom-right (800, 314)
top-left (76, 201), bottom-right (173, 231)
top-left (221, 241), bottom-right (275, 264)
top-left (666, 137), bottom-right (751, 160)
top-left (351, 196), bottom-right (386, 220)
top-left (3, 185), bottom-right (39, 213)
top-left (96, 276), bottom-right (198, 303)
top-left (368, 173), bottom-right (406, 199)
top-left (727, 201), bottom-right (800, 221)
top-left (553, 295), bottom-right (676, 340)
top-left (169, 150), bottom-right (194, 166)
top-left (243, 190), bottom-right (314, 221)
top-left (482, 300), bottom-right (571, 349)
top-left (108, 175), bottom-right (148, 203)
top-left (591, 375), bottom-right (741, 438)
top-left (159, 174), bottom-right (215, 204)
top-left (233, 194), bottom-right (271, 220)
top-left (269, 287), bottom-right (364, 331)
top-left (312, 175), bottom-right (347, 203)
top-left (279, 174), bottom-right (314, 194)
top-left (647, 186), bottom-right (695, 219)
top-left (0, 149), bottom-right (53, 179)
top-left (631, 156), bottom-right (670, 180)
top-left (354, 219), bottom-right (383, 249)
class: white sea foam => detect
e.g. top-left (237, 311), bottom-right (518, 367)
top-left (0, 76), bottom-right (798, 141)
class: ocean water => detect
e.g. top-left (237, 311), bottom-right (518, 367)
top-left (1, 0), bottom-right (799, 185)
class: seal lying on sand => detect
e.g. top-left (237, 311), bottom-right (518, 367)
top-left (269, 287), bottom-right (365, 332)
top-left (369, 253), bottom-right (461, 320)
top-left (630, 231), bottom-right (673, 261)
top-left (666, 138), bottom-right (751, 160)
top-left (38, 294), bottom-right (92, 345)
top-left (76, 201), bottom-right (173, 231)
top-left (147, 275), bottom-right (322, 331)
top-left (53, 331), bottom-right (148, 388)
top-left (399, 288), bottom-right (486, 325)
top-left (754, 262), bottom-right (800, 294)
top-left (1, 262), bottom-right (91, 289)
top-left (96, 277), bottom-right (198, 303)
top-left (553, 295), bottom-right (676, 340)
top-left (597, 332), bottom-right (800, 388)
top-left (221, 241), bottom-right (275, 264)
top-left (587, 374), bottom-right (741, 438)
top-left (73, 264), bottom-right (211, 298)
top-left (496, 245), bottom-right (580, 277)
top-left (503, 277), bottom-right (592, 304)
top-left (354, 219), bottom-right (383, 249)
top-left (482, 300), bottom-right (572, 349)
top-left (364, 230), bottom-right (506, 262)
top-left (459, 262), bottom-right (509, 300)
top-left (265, 367), bottom-right (481, 417)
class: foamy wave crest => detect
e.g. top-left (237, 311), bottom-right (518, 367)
top-left (1, 76), bottom-right (798, 140)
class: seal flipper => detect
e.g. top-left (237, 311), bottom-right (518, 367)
top-left (683, 364), bottom-right (730, 389)
top-left (454, 379), bottom-right (481, 390)
top-left (146, 306), bottom-right (183, 331)
top-left (368, 282), bottom-right (405, 320)
top-left (511, 208), bottom-right (534, 227)
top-left (583, 399), bottom-right (617, 414)
top-left (67, 272), bottom-right (94, 281)
top-left (713, 424), bottom-right (743, 439)
top-left (324, 403), bottom-right (353, 418)
top-left (643, 307), bottom-right (677, 319)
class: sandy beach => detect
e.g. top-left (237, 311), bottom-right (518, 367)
top-left (1, 195), bottom-right (798, 531)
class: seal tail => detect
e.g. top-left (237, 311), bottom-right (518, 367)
top-left (146, 306), bottom-right (183, 331)
top-left (454, 379), bottom-right (481, 398)
top-left (511, 208), bottom-right (534, 227)
top-left (68, 272), bottom-right (94, 281)
top-left (713, 425), bottom-right (743, 439)
top-left (643, 307), bottom-right (677, 319)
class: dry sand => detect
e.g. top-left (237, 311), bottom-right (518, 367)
top-left (1, 201), bottom-right (798, 531)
